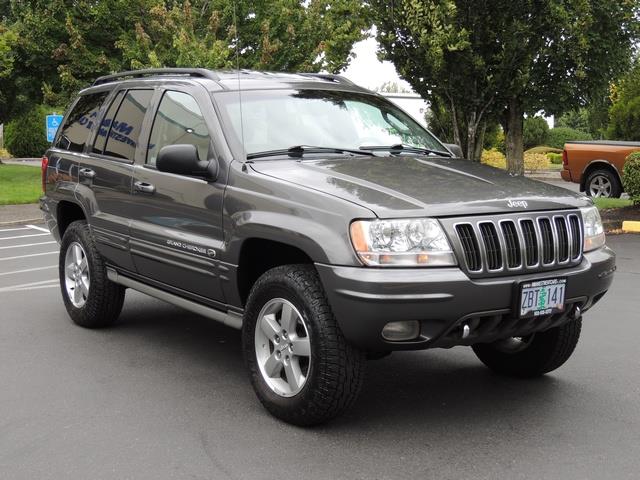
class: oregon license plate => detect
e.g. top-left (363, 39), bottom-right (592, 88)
top-left (519, 278), bottom-right (566, 318)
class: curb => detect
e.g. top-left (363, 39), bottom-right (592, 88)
top-left (622, 221), bottom-right (640, 233)
top-left (0, 217), bottom-right (44, 227)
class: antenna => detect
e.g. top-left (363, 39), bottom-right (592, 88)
top-left (232, 1), bottom-right (246, 162)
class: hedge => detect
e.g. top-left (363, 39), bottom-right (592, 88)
top-left (481, 149), bottom-right (550, 172)
top-left (623, 152), bottom-right (640, 205)
top-left (547, 152), bottom-right (563, 164)
top-left (5, 105), bottom-right (64, 158)
top-left (546, 127), bottom-right (592, 149)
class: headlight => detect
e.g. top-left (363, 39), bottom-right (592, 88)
top-left (580, 206), bottom-right (605, 252)
top-left (349, 218), bottom-right (457, 266)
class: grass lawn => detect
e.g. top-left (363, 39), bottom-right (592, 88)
top-left (0, 164), bottom-right (41, 205)
top-left (594, 197), bottom-right (633, 210)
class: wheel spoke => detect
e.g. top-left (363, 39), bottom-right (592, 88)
top-left (79, 257), bottom-right (88, 274)
top-left (291, 336), bottom-right (310, 356)
top-left (72, 285), bottom-right (81, 304)
top-left (80, 277), bottom-right (90, 297)
top-left (280, 303), bottom-right (298, 334)
top-left (73, 244), bottom-right (83, 265)
top-left (260, 313), bottom-right (280, 340)
top-left (284, 358), bottom-right (303, 391)
top-left (65, 262), bottom-right (75, 279)
top-left (263, 351), bottom-right (282, 378)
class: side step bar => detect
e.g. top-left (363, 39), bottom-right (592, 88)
top-left (106, 268), bottom-right (243, 329)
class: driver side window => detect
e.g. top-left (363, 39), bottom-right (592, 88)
top-left (147, 91), bottom-right (211, 166)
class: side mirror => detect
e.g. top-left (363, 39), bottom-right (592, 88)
top-left (156, 144), bottom-right (218, 180)
top-left (444, 143), bottom-right (463, 158)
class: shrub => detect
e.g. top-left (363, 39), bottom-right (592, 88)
top-left (525, 145), bottom-right (562, 155)
top-left (523, 116), bottom-right (549, 149)
top-left (5, 105), bottom-right (63, 158)
top-left (524, 153), bottom-right (550, 172)
top-left (481, 148), bottom-right (506, 169)
top-left (0, 147), bottom-right (11, 159)
top-left (547, 152), bottom-right (563, 164)
top-left (546, 127), bottom-right (592, 149)
top-left (623, 152), bottom-right (640, 205)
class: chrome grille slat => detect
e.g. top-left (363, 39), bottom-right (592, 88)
top-left (479, 222), bottom-right (502, 270)
top-left (451, 211), bottom-right (583, 276)
top-left (500, 221), bottom-right (522, 268)
top-left (554, 216), bottom-right (569, 263)
top-left (520, 219), bottom-right (539, 267)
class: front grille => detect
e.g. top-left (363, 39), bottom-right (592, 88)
top-left (449, 211), bottom-right (583, 276)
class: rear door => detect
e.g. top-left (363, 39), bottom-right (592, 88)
top-left (48, 92), bottom-right (110, 236)
top-left (79, 88), bottom-right (155, 271)
top-left (127, 86), bottom-right (227, 304)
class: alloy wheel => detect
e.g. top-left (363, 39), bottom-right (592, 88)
top-left (64, 241), bottom-right (90, 308)
top-left (254, 298), bottom-right (311, 397)
top-left (589, 174), bottom-right (612, 198)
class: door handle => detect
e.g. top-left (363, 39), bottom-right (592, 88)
top-left (134, 181), bottom-right (156, 194)
top-left (79, 168), bottom-right (96, 179)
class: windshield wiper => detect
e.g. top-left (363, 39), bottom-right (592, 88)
top-left (246, 145), bottom-right (377, 160)
top-left (359, 143), bottom-right (452, 157)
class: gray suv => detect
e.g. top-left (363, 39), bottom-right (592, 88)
top-left (41, 68), bottom-right (616, 425)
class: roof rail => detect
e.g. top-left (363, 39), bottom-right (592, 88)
top-left (92, 68), bottom-right (219, 86)
top-left (299, 73), bottom-right (355, 85)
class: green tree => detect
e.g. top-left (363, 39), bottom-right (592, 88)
top-left (523, 116), bottom-right (549, 149)
top-left (0, 0), bottom-right (369, 123)
top-left (370, 0), bottom-right (639, 174)
top-left (116, 0), bottom-right (369, 73)
top-left (608, 61), bottom-right (640, 141)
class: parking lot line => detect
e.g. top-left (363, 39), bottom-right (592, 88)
top-left (0, 241), bottom-right (57, 250)
top-left (10, 284), bottom-right (59, 292)
top-left (0, 233), bottom-right (51, 241)
top-left (26, 225), bottom-right (50, 233)
top-left (0, 279), bottom-right (58, 293)
top-left (0, 265), bottom-right (57, 276)
top-left (0, 227), bottom-right (31, 233)
top-left (0, 251), bottom-right (58, 262)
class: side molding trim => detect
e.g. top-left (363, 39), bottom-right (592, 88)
top-left (106, 268), bottom-right (243, 329)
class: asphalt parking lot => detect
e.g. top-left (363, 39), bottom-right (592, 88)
top-left (1, 222), bottom-right (639, 480)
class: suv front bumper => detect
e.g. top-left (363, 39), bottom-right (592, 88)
top-left (316, 246), bottom-right (615, 351)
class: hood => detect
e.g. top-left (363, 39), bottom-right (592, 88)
top-left (249, 155), bottom-right (591, 218)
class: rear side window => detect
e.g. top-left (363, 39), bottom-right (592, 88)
top-left (147, 91), bottom-right (211, 166)
top-left (55, 92), bottom-right (108, 152)
top-left (103, 89), bottom-right (153, 161)
top-left (92, 90), bottom-right (124, 154)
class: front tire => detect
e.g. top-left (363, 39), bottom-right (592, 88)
top-left (472, 320), bottom-right (582, 378)
top-left (59, 220), bottom-right (125, 328)
top-left (242, 265), bottom-right (365, 426)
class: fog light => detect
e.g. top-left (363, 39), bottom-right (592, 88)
top-left (381, 321), bottom-right (420, 341)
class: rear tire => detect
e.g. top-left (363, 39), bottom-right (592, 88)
top-left (585, 169), bottom-right (622, 198)
top-left (472, 320), bottom-right (582, 378)
top-left (242, 264), bottom-right (365, 426)
top-left (59, 220), bottom-right (125, 328)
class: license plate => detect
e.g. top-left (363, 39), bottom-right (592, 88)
top-left (519, 278), bottom-right (566, 318)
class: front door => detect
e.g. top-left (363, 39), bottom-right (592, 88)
top-left (127, 88), bottom-right (227, 304)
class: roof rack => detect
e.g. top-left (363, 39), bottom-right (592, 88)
top-left (92, 68), bottom-right (219, 86)
top-left (299, 73), bottom-right (355, 85)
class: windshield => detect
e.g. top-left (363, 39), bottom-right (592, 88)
top-left (215, 89), bottom-right (446, 157)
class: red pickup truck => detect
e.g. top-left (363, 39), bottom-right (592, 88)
top-left (561, 141), bottom-right (640, 198)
